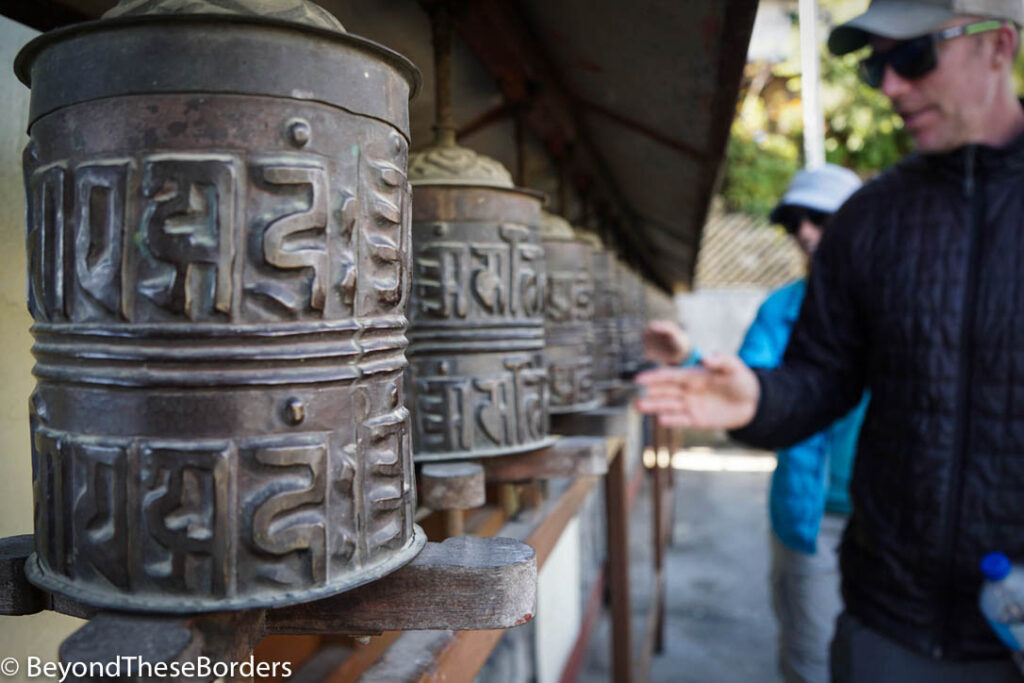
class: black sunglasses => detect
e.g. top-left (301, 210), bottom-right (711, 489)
top-left (778, 207), bottom-right (830, 235)
top-left (859, 19), bottom-right (1004, 89)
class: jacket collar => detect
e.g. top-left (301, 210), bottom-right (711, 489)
top-left (922, 102), bottom-right (1024, 177)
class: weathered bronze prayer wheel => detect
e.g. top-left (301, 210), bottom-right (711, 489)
top-left (540, 212), bottom-right (600, 414)
top-left (586, 237), bottom-right (624, 386)
top-left (406, 146), bottom-right (553, 461)
top-left (617, 262), bottom-right (645, 378)
top-left (17, 0), bottom-right (425, 612)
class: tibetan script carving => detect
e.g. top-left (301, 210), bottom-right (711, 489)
top-left (415, 224), bottom-right (545, 322)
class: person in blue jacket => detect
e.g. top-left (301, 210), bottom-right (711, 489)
top-left (643, 164), bottom-right (864, 683)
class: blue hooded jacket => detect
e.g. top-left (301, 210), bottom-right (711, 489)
top-left (737, 280), bottom-right (868, 554)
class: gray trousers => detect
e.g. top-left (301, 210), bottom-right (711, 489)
top-left (770, 514), bottom-right (846, 683)
top-left (830, 612), bottom-right (1022, 683)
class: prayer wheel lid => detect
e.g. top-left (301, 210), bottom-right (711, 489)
top-left (540, 211), bottom-right (576, 241)
top-left (102, 0), bottom-right (346, 32)
top-left (15, 0), bottom-right (420, 134)
top-left (408, 144), bottom-right (514, 188)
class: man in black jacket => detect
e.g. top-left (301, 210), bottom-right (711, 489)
top-left (637, 1), bottom-right (1024, 680)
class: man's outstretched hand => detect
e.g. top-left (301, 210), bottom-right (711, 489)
top-left (643, 320), bottom-right (691, 366)
top-left (634, 354), bottom-right (760, 429)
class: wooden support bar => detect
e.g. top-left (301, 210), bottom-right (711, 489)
top-left (551, 406), bottom-right (631, 440)
top-left (652, 466), bottom-right (667, 655)
top-left (0, 534), bottom-right (48, 616)
top-left (59, 610), bottom-right (268, 683)
top-left (266, 537), bottom-right (536, 635)
top-left (479, 436), bottom-right (608, 482)
top-left (60, 614), bottom-right (198, 680)
top-left (364, 470), bottom-right (601, 682)
top-left (419, 462), bottom-right (486, 511)
top-left (360, 629), bottom-right (505, 683)
top-left (605, 441), bottom-right (633, 683)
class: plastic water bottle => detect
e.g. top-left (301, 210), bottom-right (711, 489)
top-left (979, 552), bottom-right (1024, 671)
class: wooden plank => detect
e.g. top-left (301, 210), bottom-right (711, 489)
top-left (0, 534), bottom-right (48, 616)
top-left (626, 452), bottom-right (646, 513)
top-left (552, 406), bottom-right (630, 439)
top-left (524, 475), bottom-right (598, 569)
top-left (358, 629), bottom-right (505, 683)
top-left (424, 630), bottom-right (505, 682)
top-left (464, 505), bottom-right (507, 538)
top-left (323, 633), bottom-right (403, 683)
top-left (266, 537), bottom-right (536, 635)
top-left (59, 610), bottom-right (268, 683)
top-left (285, 644), bottom-right (352, 683)
top-left (368, 467), bottom-right (601, 682)
top-left (651, 465), bottom-right (668, 655)
top-left (479, 436), bottom-right (608, 483)
top-left (605, 441), bottom-right (632, 683)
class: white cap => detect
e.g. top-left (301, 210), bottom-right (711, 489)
top-left (769, 164), bottom-right (863, 223)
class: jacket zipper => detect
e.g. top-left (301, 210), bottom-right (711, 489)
top-left (938, 145), bottom-right (982, 658)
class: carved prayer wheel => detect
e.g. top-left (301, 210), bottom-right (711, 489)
top-left (617, 262), bottom-right (645, 378)
top-left (16, 0), bottom-right (425, 612)
top-left (405, 147), bottom-right (552, 461)
top-left (585, 237), bottom-right (623, 387)
top-left (540, 212), bottom-right (600, 414)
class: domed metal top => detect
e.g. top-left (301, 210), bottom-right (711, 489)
top-left (540, 211), bottom-right (576, 241)
top-left (408, 144), bottom-right (514, 188)
top-left (103, 0), bottom-right (346, 32)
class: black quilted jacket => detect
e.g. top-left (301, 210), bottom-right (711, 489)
top-left (732, 130), bottom-right (1024, 661)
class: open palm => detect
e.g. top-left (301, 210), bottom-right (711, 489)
top-left (634, 354), bottom-right (759, 429)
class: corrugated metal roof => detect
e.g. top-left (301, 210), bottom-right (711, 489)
top-left (6, 0), bottom-right (759, 291)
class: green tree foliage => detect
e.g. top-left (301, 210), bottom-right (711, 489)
top-left (720, 1), bottom-right (911, 217)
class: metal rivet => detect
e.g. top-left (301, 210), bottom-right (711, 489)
top-left (25, 142), bottom-right (38, 162)
top-left (284, 397), bottom-right (305, 425)
top-left (434, 223), bottom-right (448, 236)
top-left (288, 120), bottom-right (311, 147)
top-left (388, 383), bottom-right (400, 409)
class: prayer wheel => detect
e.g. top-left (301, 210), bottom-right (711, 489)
top-left (17, 0), bottom-right (425, 612)
top-left (540, 212), bottom-right (600, 414)
top-left (586, 238), bottom-right (623, 386)
top-left (405, 146), bottom-right (552, 461)
top-left (617, 262), bottom-right (646, 377)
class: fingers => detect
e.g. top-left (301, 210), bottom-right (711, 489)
top-left (635, 395), bottom-right (688, 414)
top-left (635, 366), bottom-right (705, 389)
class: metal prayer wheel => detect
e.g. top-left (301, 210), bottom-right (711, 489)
top-left (540, 212), bottom-right (600, 414)
top-left (617, 262), bottom-right (645, 378)
top-left (406, 146), bottom-right (552, 461)
top-left (16, 0), bottom-right (425, 612)
top-left (586, 238), bottom-right (623, 386)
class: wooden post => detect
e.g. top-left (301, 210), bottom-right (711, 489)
top-left (651, 424), bottom-right (667, 655)
top-left (604, 439), bottom-right (632, 683)
top-left (420, 462), bottom-right (486, 538)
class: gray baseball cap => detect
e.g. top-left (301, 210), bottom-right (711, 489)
top-left (828, 0), bottom-right (1024, 55)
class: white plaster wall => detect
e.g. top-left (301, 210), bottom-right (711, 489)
top-left (676, 288), bottom-right (770, 357)
top-left (534, 515), bottom-right (582, 683)
top-left (0, 17), bottom-right (85, 676)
